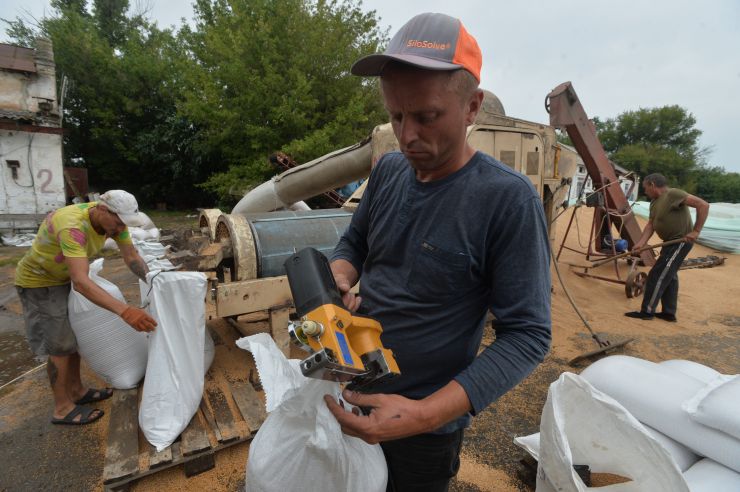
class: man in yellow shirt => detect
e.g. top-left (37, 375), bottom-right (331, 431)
top-left (15, 190), bottom-right (157, 425)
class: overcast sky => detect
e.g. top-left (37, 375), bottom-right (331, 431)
top-left (3, 0), bottom-right (739, 173)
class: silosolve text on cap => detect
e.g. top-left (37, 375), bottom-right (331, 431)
top-left (351, 12), bottom-right (482, 82)
top-left (99, 190), bottom-right (147, 228)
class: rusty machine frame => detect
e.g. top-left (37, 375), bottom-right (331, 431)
top-left (546, 82), bottom-right (654, 298)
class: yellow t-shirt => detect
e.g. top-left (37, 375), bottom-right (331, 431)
top-left (14, 202), bottom-right (133, 288)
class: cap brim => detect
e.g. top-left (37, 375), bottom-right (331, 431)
top-left (117, 212), bottom-right (147, 228)
top-left (351, 53), bottom-right (462, 77)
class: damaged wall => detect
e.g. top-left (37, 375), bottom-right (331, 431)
top-left (0, 39), bottom-right (65, 232)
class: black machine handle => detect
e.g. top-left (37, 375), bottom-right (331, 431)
top-left (284, 248), bottom-right (345, 317)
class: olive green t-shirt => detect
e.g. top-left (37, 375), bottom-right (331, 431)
top-left (649, 188), bottom-right (693, 241)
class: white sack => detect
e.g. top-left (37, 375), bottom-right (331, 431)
top-left (581, 355), bottom-right (740, 473)
top-left (68, 258), bottom-right (148, 389)
top-left (130, 227), bottom-right (150, 242)
top-left (138, 212), bottom-right (156, 231)
top-left (683, 458), bottom-right (740, 492)
top-left (236, 333), bottom-right (387, 492)
top-left (536, 373), bottom-right (688, 492)
top-left (643, 425), bottom-right (702, 473)
top-left (2, 233), bottom-right (36, 247)
top-left (660, 359), bottom-right (722, 384)
top-left (204, 328), bottom-right (215, 375)
top-left (134, 240), bottom-right (168, 260)
top-left (513, 432), bottom-right (541, 461)
top-left (515, 425), bottom-right (700, 473)
top-left (102, 237), bottom-right (119, 251)
top-left (138, 270), bottom-right (208, 451)
top-left (683, 375), bottom-right (740, 440)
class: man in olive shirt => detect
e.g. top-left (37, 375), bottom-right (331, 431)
top-left (625, 173), bottom-right (709, 321)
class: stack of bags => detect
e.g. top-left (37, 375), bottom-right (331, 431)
top-left (515, 355), bottom-right (740, 491)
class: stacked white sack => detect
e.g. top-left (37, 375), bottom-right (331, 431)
top-left (236, 333), bottom-right (387, 492)
top-left (535, 373), bottom-right (687, 492)
top-left (660, 359), bottom-right (722, 384)
top-left (580, 355), bottom-right (740, 473)
top-left (68, 258), bottom-right (148, 389)
top-left (683, 459), bottom-right (740, 492)
top-left (138, 270), bottom-right (208, 451)
top-left (514, 424), bottom-right (700, 473)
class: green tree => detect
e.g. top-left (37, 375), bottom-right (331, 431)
top-left (592, 106), bottom-right (739, 201)
top-left (4, 1), bottom-right (214, 207)
top-left (693, 166), bottom-right (740, 203)
top-left (92, 0), bottom-right (131, 46)
top-left (592, 106), bottom-right (707, 192)
top-left (179, 0), bottom-right (388, 204)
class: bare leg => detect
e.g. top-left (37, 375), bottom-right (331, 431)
top-left (48, 355), bottom-right (101, 422)
top-left (48, 355), bottom-right (75, 419)
top-left (66, 352), bottom-right (86, 401)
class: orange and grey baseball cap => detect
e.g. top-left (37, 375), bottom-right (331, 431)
top-left (351, 13), bottom-right (482, 82)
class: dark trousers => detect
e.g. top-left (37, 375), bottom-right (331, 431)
top-left (641, 241), bottom-right (693, 315)
top-left (381, 429), bottom-right (464, 492)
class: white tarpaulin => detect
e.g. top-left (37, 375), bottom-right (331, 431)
top-left (632, 201), bottom-right (740, 253)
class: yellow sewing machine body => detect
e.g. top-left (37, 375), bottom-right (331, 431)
top-left (285, 247), bottom-right (400, 386)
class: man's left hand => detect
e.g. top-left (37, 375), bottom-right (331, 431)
top-left (685, 230), bottom-right (700, 243)
top-left (324, 390), bottom-right (432, 444)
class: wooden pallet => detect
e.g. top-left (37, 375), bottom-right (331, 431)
top-left (102, 321), bottom-right (266, 491)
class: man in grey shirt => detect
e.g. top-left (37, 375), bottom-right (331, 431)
top-left (325, 13), bottom-right (551, 491)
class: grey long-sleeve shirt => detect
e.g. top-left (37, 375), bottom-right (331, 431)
top-left (332, 151), bottom-right (551, 432)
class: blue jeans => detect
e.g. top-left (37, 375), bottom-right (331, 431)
top-left (381, 429), bottom-right (464, 492)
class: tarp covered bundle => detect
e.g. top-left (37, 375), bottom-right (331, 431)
top-left (632, 201), bottom-right (740, 254)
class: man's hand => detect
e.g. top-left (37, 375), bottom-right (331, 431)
top-left (335, 275), bottom-right (362, 312)
top-left (330, 259), bottom-right (361, 312)
top-left (324, 390), bottom-right (432, 444)
top-left (684, 230), bottom-right (700, 243)
top-left (121, 306), bottom-right (157, 332)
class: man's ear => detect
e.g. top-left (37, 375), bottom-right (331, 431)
top-left (465, 89), bottom-right (484, 125)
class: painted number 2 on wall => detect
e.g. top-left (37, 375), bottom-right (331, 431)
top-left (37, 169), bottom-right (53, 192)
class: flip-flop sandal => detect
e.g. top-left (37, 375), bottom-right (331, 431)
top-left (51, 405), bottom-right (104, 426)
top-left (74, 387), bottom-right (113, 405)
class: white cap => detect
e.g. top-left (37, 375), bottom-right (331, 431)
top-left (98, 190), bottom-right (147, 227)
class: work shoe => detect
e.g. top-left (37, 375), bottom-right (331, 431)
top-left (624, 311), bottom-right (654, 320)
top-left (655, 312), bottom-right (677, 322)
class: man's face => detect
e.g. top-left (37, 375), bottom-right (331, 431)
top-left (100, 207), bottom-right (127, 237)
top-left (381, 68), bottom-right (479, 180)
top-left (643, 181), bottom-right (659, 199)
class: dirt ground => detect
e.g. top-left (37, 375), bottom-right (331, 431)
top-left (0, 207), bottom-right (738, 491)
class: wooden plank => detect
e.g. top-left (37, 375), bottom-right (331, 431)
top-left (199, 399), bottom-right (222, 442)
top-left (179, 405), bottom-right (211, 457)
top-left (148, 446), bottom-right (172, 469)
top-left (103, 389), bottom-right (140, 484)
top-left (228, 380), bottom-right (266, 435)
top-left (269, 307), bottom-right (291, 357)
top-left (204, 374), bottom-right (239, 443)
top-left (216, 276), bottom-right (292, 318)
top-left (184, 451), bottom-right (216, 477)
